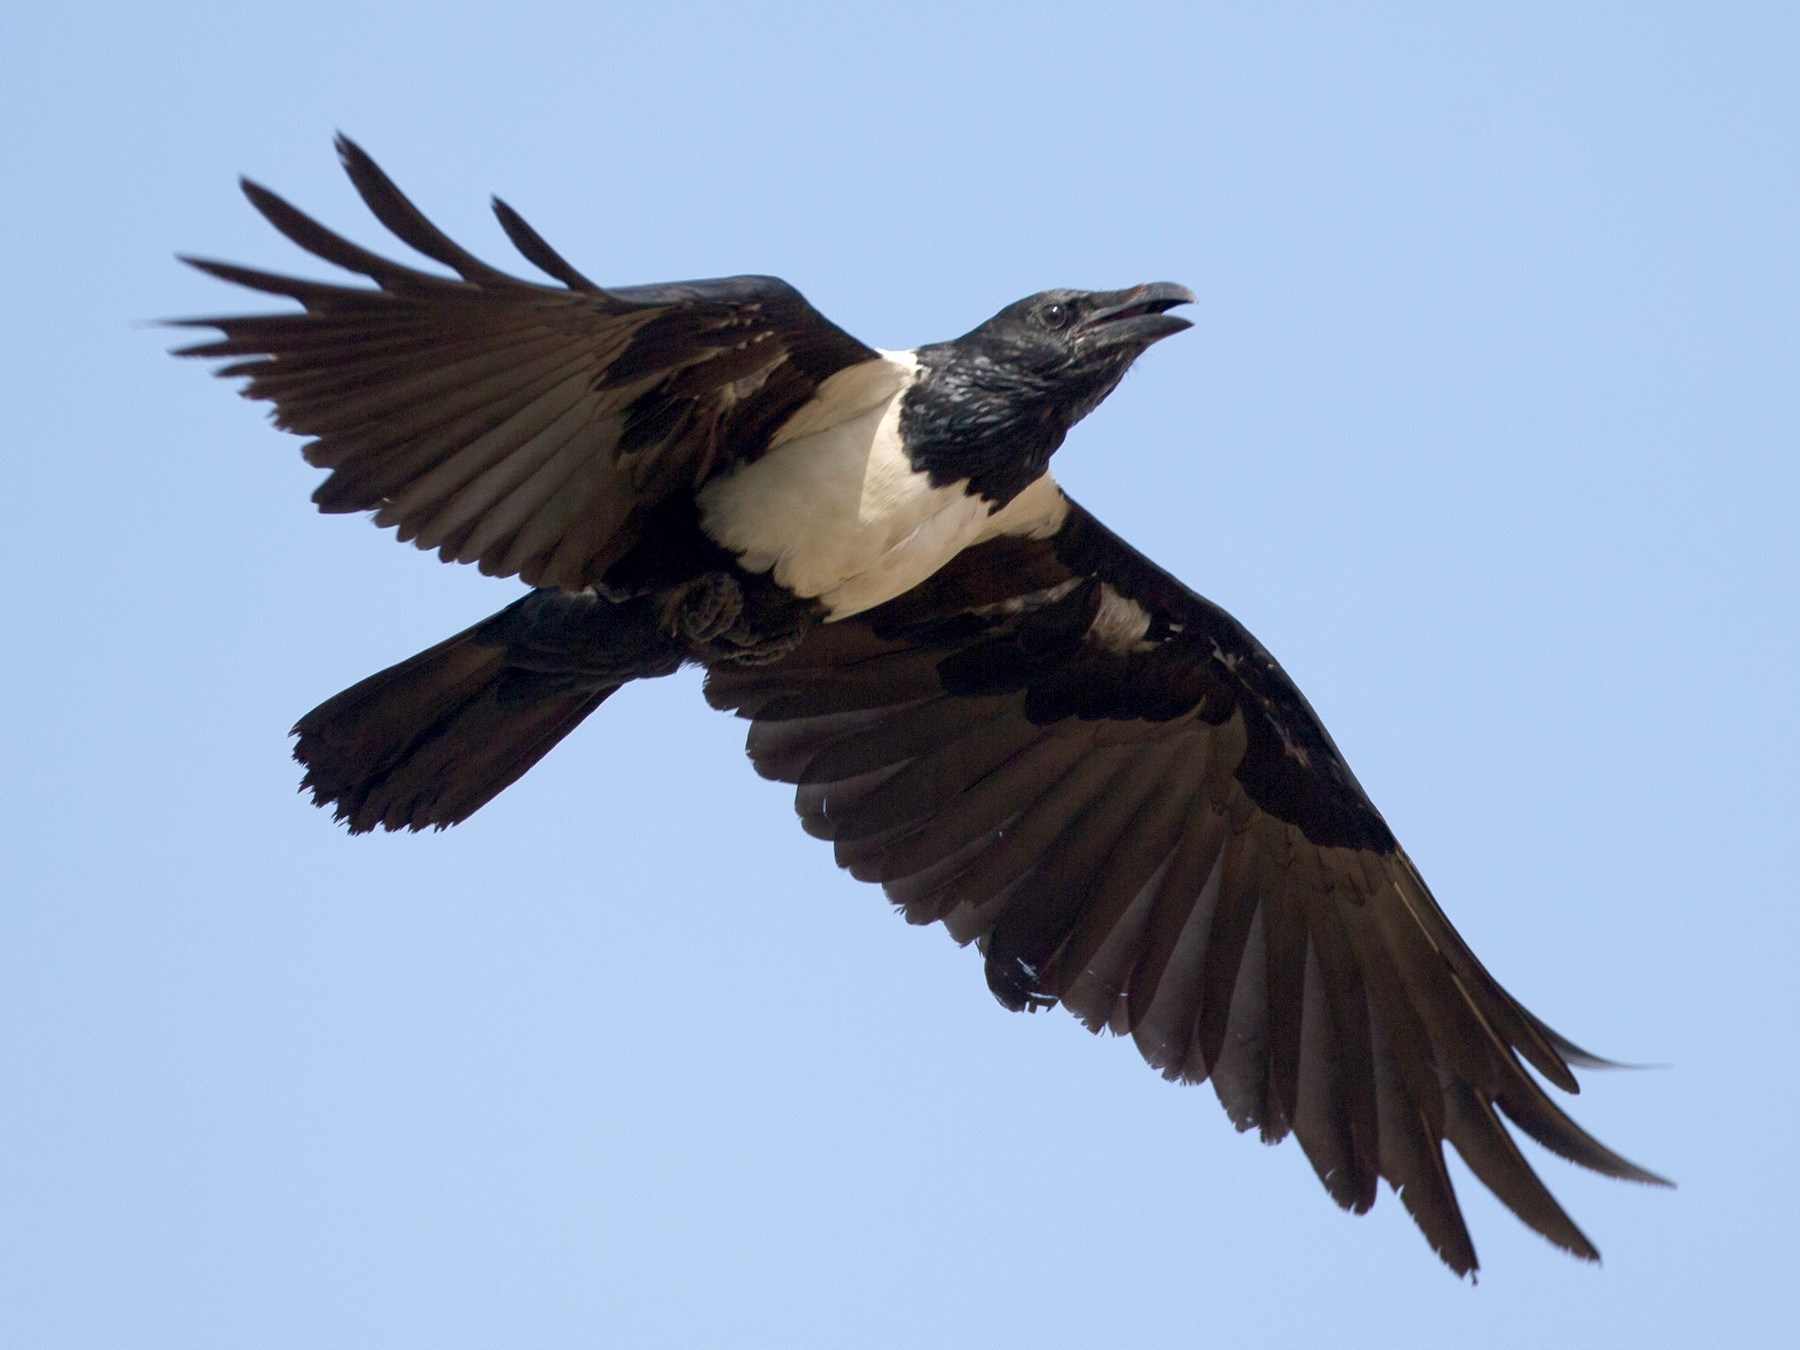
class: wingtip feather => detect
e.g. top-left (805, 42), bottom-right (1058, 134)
top-left (490, 195), bottom-right (604, 293)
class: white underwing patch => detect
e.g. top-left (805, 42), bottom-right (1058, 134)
top-left (1087, 583), bottom-right (1156, 651)
top-left (968, 576), bottom-right (1084, 618)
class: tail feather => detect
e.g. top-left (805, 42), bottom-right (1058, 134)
top-left (293, 608), bottom-right (627, 833)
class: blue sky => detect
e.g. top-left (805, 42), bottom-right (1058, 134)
top-left (4, 3), bottom-right (1796, 1346)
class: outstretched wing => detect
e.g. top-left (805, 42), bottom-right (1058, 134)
top-left (175, 136), bottom-right (878, 591)
top-left (706, 496), bottom-right (1665, 1275)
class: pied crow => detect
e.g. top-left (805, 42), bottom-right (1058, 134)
top-left (177, 137), bottom-right (1664, 1276)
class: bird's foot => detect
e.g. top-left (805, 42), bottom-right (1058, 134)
top-left (664, 572), bottom-right (803, 665)
top-left (668, 572), bottom-right (745, 643)
top-left (717, 630), bottom-right (802, 666)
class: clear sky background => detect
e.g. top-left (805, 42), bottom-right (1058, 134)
top-left (4, 3), bottom-right (1795, 1346)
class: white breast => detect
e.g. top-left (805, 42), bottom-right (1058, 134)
top-left (696, 351), bottom-right (1069, 620)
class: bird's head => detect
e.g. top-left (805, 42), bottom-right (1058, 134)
top-left (904, 282), bottom-right (1195, 506)
top-left (962, 282), bottom-right (1196, 415)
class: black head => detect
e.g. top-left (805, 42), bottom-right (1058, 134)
top-left (902, 282), bottom-right (1195, 507)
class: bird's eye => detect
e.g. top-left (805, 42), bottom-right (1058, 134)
top-left (1039, 302), bottom-right (1070, 329)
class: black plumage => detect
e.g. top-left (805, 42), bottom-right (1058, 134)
top-left (177, 138), bottom-right (1666, 1276)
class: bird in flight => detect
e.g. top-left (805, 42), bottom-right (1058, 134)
top-left (177, 137), bottom-right (1664, 1276)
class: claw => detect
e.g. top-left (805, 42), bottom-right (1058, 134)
top-left (671, 572), bottom-right (745, 643)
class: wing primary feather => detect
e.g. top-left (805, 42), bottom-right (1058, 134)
top-left (333, 134), bottom-right (521, 285)
top-left (491, 195), bottom-right (604, 292)
top-left (1521, 1011), bottom-right (1640, 1071)
top-left (1258, 827), bottom-right (1311, 1132)
top-left (1444, 1083), bottom-right (1600, 1260)
top-left (278, 331), bottom-right (589, 439)
top-left (1211, 905), bottom-right (1285, 1140)
top-left (1297, 856), bottom-right (1380, 1209)
top-left (1390, 858), bottom-right (1583, 1092)
top-left (173, 256), bottom-right (351, 305)
top-left (228, 326), bottom-right (573, 426)
top-left (238, 178), bottom-right (450, 290)
top-left (1290, 941), bottom-right (1364, 1209)
top-left (1363, 872), bottom-right (1511, 1097)
top-left (1336, 874), bottom-right (1451, 1139)
top-left (1370, 1010), bottom-right (1478, 1275)
top-left (1492, 1077), bottom-right (1672, 1186)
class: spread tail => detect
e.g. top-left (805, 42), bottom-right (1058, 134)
top-left (292, 590), bottom-right (684, 833)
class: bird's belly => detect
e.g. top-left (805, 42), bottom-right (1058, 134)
top-left (695, 391), bottom-right (980, 619)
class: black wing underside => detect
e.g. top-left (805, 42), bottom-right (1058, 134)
top-left (706, 500), bottom-right (1665, 1275)
top-left (174, 136), bottom-right (878, 590)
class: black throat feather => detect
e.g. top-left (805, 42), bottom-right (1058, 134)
top-left (899, 340), bottom-right (1126, 510)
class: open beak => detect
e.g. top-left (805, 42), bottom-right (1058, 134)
top-left (1080, 282), bottom-right (1196, 345)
